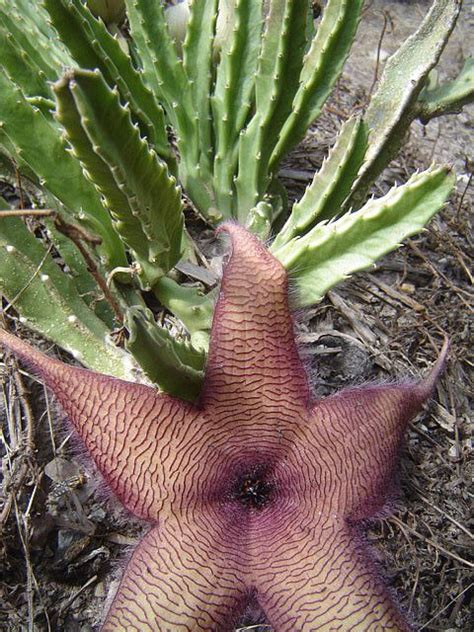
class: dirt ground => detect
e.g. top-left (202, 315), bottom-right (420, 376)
top-left (1, 1), bottom-right (472, 631)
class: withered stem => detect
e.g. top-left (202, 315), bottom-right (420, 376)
top-left (54, 215), bottom-right (124, 324)
top-left (0, 208), bottom-right (54, 218)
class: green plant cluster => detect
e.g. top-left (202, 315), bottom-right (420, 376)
top-left (0, 0), bottom-right (471, 397)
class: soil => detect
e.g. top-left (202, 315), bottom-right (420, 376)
top-left (0, 1), bottom-right (472, 631)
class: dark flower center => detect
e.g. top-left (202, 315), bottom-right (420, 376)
top-left (233, 473), bottom-right (273, 509)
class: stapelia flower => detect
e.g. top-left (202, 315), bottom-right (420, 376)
top-left (0, 224), bottom-right (447, 631)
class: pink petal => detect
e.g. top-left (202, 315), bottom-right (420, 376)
top-left (201, 223), bottom-right (309, 412)
top-left (0, 330), bottom-right (199, 520)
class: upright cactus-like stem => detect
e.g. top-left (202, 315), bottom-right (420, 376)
top-left (417, 57), bottom-right (474, 124)
top-left (348, 0), bottom-right (461, 209)
top-left (182, 0), bottom-right (218, 182)
top-left (44, 0), bottom-right (172, 162)
top-left (54, 69), bottom-right (184, 290)
top-left (273, 117), bottom-right (368, 249)
top-left (0, 68), bottom-right (127, 268)
top-left (211, 0), bottom-right (263, 219)
top-left (269, 0), bottom-right (363, 169)
top-left (234, 0), bottom-right (313, 220)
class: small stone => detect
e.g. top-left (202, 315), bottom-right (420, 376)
top-left (400, 282), bottom-right (415, 294)
top-left (448, 443), bottom-right (461, 462)
top-left (45, 457), bottom-right (82, 483)
top-left (88, 506), bottom-right (107, 522)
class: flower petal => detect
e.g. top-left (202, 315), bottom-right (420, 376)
top-left (201, 223), bottom-right (309, 413)
top-left (306, 341), bottom-right (449, 520)
top-left (0, 330), bottom-right (200, 520)
top-left (102, 516), bottom-right (247, 631)
top-left (253, 519), bottom-right (411, 630)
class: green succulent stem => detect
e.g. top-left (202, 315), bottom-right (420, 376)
top-left (54, 68), bottom-right (184, 289)
top-left (0, 204), bottom-right (134, 378)
top-left (417, 57), bottom-right (474, 124)
top-left (272, 166), bottom-right (455, 308)
top-left (348, 0), bottom-right (461, 209)
top-left (274, 117), bottom-right (368, 249)
top-left (43, 0), bottom-right (172, 163)
top-left (125, 305), bottom-right (205, 400)
top-left (0, 68), bottom-right (127, 269)
top-left (153, 277), bottom-right (214, 335)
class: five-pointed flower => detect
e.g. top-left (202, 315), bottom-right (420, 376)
top-left (0, 224), bottom-right (447, 631)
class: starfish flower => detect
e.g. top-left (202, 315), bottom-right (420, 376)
top-left (0, 224), bottom-right (447, 631)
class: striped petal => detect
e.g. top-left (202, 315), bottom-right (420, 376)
top-left (305, 343), bottom-right (448, 521)
top-left (254, 520), bottom-right (410, 631)
top-left (201, 223), bottom-right (310, 412)
top-left (102, 515), bottom-right (247, 631)
top-left (0, 330), bottom-right (199, 520)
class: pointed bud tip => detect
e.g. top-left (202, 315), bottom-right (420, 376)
top-left (0, 329), bottom-right (64, 381)
top-left (425, 337), bottom-right (449, 388)
top-left (216, 222), bottom-right (268, 261)
top-left (415, 338), bottom-right (449, 402)
top-left (216, 223), bottom-right (287, 292)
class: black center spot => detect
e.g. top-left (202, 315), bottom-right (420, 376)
top-left (233, 473), bottom-right (273, 510)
